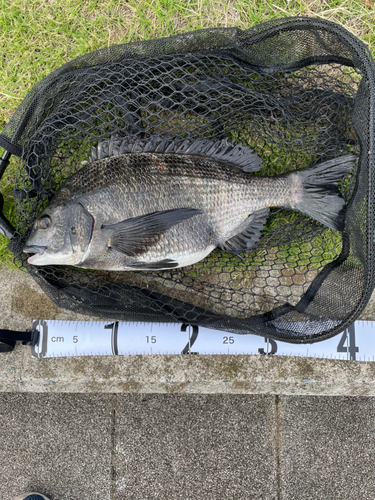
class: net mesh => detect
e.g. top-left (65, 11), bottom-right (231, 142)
top-left (1, 17), bottom-right (374, 343)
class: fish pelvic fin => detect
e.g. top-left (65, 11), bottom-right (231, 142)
top-left (289, 154), bottom-right (358, 231)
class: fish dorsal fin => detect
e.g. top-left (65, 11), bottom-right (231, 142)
top-left (89, 135), bottom-right (263, 172)
top-left (220, 208), bottom-right (270, 255)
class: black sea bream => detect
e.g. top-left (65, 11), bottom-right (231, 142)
top-left (23, 136), bottom-right (357, 271)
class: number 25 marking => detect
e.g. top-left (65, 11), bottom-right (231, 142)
top-left (223, 336), bottom-right (234, 344)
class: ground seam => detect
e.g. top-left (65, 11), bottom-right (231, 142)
top-left (275, 394), bottom-right (282, 500)
top-left (111, 393), bottom-right (117, 500)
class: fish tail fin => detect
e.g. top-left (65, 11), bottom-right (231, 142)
top-left (290, 155), bottom-right (358, 231)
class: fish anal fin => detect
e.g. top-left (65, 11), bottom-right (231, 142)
top-left (220, 208), bottom-right (270, 254)
top-left (102, 208), bottom-right (202, 257)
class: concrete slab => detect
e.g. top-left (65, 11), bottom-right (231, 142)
top-left (3, 393), bottom-right (374, 500)
top-left (1, 341), bottom-right (375, 395)
top-left (0, 393), bottom-right (278, 500)
top-left (0, 393), bottom-right (114, 500)
top-left (278, 396), bottom-right (375, 500)
top-left (114, 394), bottom-right (277, 500)
top-left (0, 265), bottom-right (100, 332)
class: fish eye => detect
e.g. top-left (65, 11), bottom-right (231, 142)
top-left (38, 216), bottom-right (51, 230)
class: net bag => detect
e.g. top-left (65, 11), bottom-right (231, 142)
top-left (0, 16), bottom-right (374, 344)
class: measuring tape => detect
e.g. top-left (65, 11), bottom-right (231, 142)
top-left (30, 320), bottom-right (375, 361)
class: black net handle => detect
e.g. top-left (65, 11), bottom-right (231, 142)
top-left (0, 150), bottom-right (15, 240)
top-left (0, 328), bottom-right (39, 353)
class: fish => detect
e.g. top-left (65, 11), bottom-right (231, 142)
top-left (23, 135), bottom-right (357, 271)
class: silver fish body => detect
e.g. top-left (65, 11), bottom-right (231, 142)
top-left (23, 136), bottom-right (357, 271)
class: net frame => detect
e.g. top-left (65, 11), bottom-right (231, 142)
top-left (0, 16), bottom-right (374, 344)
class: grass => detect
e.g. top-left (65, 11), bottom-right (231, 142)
top-left (0, 0), bottom-right (374, 268)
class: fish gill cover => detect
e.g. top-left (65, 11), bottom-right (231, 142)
top-left (0, 17), bottom-right (374, 343)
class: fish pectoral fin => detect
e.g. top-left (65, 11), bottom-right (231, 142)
top-left (220, 208), bottom-right (270, 254)
top-left (101, 208), bottom-right (202, 257)
top-left (126, 259), bottom-right (179, 270)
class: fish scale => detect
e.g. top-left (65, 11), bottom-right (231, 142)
top-left (77, 156), bottom-right (256, 226)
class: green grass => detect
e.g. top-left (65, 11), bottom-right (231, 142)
top-left (0, 0), bottom-right (374, 267)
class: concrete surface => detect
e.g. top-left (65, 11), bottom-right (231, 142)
top-left (0, 266), bottom-right (99, 331)
top-left (2, 342), bottom-right (375, 395)
top-left (1, 265), bottom-right (375, 500)
top-left (1, 393), bottom-right (374, 500)
top-left (278, 396), bottom-right (375, 499)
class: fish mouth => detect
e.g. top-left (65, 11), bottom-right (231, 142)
top-left (23, 245), bottom-right (47, 264)
top-left (23, 245), bottom-right (47, 255)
